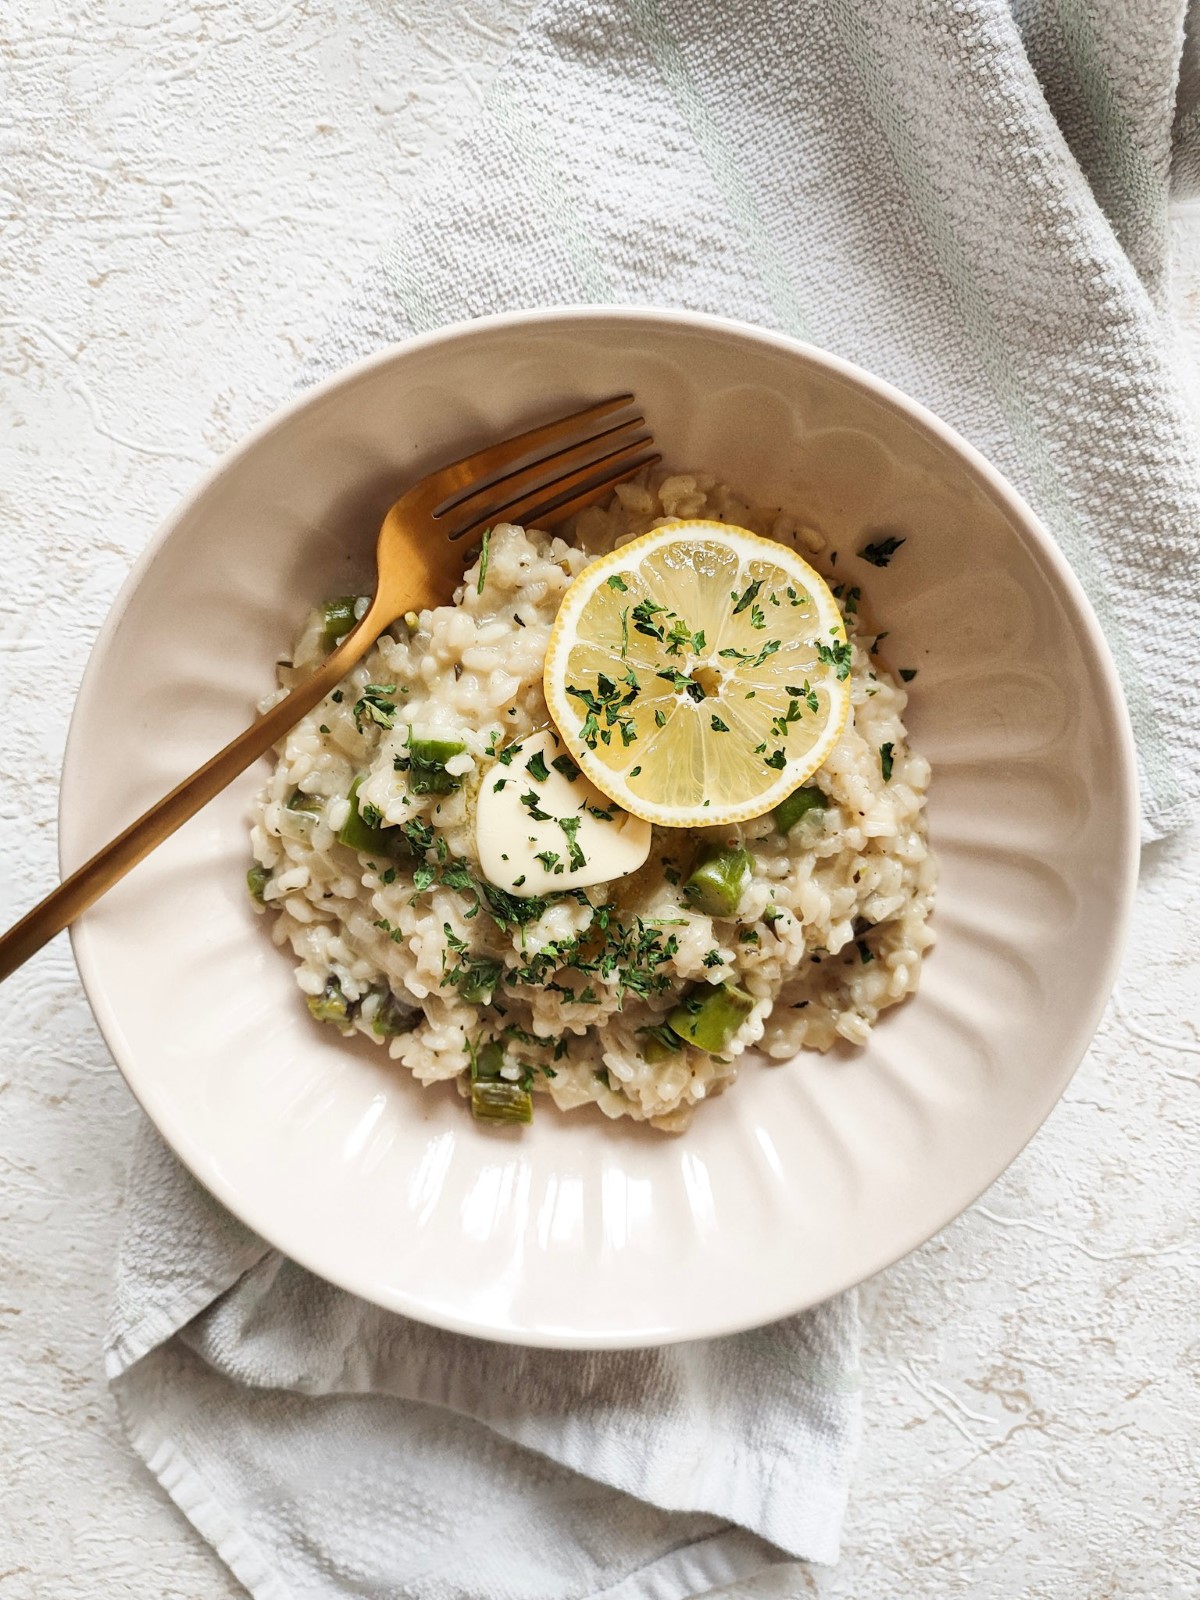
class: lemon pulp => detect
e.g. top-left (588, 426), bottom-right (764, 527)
top-left (543, 520), bottom-right (852, 827)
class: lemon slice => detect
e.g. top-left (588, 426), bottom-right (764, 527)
top-left (543, 519), bottom-right (853, 827)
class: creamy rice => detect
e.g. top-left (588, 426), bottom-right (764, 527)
top-left (248, 472), bottom-right (936, 1130)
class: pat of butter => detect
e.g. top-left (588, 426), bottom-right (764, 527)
top-left (476, 729), bottom-right (651, 897)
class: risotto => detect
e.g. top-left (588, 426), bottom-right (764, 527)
top-left (248, 472), bottom-right (936, 1131)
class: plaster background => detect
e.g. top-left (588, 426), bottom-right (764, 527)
top-left (1, 4), bottom-right (1197, 1594)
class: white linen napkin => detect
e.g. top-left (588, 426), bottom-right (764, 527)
top-left (111, 1124), bottom-right (860, 1597)
top-left (110, 3), bottom-right (1200, 1596)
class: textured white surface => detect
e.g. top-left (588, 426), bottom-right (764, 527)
top-left (1, 4), bottom-right (1197, 1595)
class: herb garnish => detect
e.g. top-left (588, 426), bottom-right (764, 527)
top-left (566, 672), bottom-right (639, 748)
top-left (816, 639), bottom-right (852, 681)
top-left (520, 790), bottom-right (553, 822)
top-left (557, 814), bottom-right (586, 870)
top-left (631, 598), bottom-right (668, 640)
top-left (880, 742), bottom-right (894, 781)
top-left (769, 696), bottom-right (808, 740)
top-left (719, 639), bottom-right (781, 668)
top-left (655, 667), bottom-right (705, 701)
top-left (859, 535), bottom-right (906, 567)
top-left (353, 684), bottom-right (398, 732)
top-left (731, 577), bottom-right (763, 615)
top-left (664, 616), bottom-right (706, 657)
top-left (786, 681), bottom-right (820, 712)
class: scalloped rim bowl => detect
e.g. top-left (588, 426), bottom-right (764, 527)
top-left (61, 308), bottom-right (1138, 1348)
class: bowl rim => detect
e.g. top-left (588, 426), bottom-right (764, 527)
top-left (61, 304), bottom-right (1141, 1347)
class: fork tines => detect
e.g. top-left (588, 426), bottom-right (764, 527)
top-left (436, 395), bottom-right (659, 542)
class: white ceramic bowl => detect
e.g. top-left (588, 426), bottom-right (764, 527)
top-left (62, 308), bottom-right (1139, 1348)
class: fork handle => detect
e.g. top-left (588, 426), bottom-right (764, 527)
top-left (0, 600), bottom-right (391, 984)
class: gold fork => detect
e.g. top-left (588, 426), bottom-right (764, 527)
top-left (0, 395), bottom-right (657, 982)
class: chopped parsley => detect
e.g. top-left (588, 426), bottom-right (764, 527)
top-left (711, 714), bottom-right (730, 733)
top-left (731, 577), bottom-right (763, 616)
top-left (551, 753), bottom-right (581, 782)
top-left (476, 526), bottom-right (491, 593)
top-left (719, 638), bottom-right (781, 668)
top-left (520, 790), bottom-right (553, 822)
top-left (816, 639), bottom-right (853, 681)
top-left (880, 742), bottom-right (895, 781)
top-left (353, 684), bottom-right (398, 732)
top-left (655, 666), bottom-right (705, 701)
top-left (557, 814), bottom-right (586, 871)
top-left (525, 750), bottom-right (550, 783)
top-left (899, 668), bottom-right (918, 683)
top-left (397, 817), bottom-right (434, 854)
top-left (769, 696), bottom-right (809, 740)
top-left (664, 616), bottom-right (706, 657)
top-left (786, 681), bottom-right (820, 713)
top-left (566, 673), bottom-right (639, 748)
top-left (859, 535), bottom-right (906, 567)
top-left (607, 573), bottom-right (629, 592)
top-left (442, 951), bottom-right (503, 1004)
top-left (476, 879), bottom-right (550, 930)
top-left (631, 598), bottom-right (668, 640)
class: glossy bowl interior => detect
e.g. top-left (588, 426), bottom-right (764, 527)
top-left (62, 309), bottom-right (1138, 1347)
